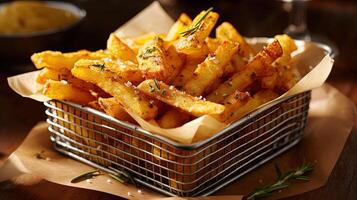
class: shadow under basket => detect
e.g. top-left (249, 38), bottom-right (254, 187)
top-left (44, 91), bottom-right (311, 197)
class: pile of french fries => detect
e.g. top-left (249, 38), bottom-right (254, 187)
top-left (32, 8), bottom-right (299, 129)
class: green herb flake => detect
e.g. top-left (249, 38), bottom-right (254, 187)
top-left (91, 63), bottom-right (105, 70)
top-left (149, 84), bottom-right (155, 92)
top-left (180, 7), bottom-right (213, 37)
top-left (154, 79), bottom-right (160, 90)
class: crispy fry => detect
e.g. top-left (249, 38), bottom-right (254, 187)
top-left (172, 57), bottom-right (202, 88)
top-left (207, 40), bottom-right (283, 103)
top-left (273, 34), bottom-right (297, 67)
top-left (137, 36), bottom-right (176, 81)
top-left (205, 37), bottom-right (221, 53)
top-left (36, 68), bottom-right (62, 84)
top-left (98, 97), bottom-right (134, 122)
top-left (107, 33), bottom-right (137, 63)
top-left (175, 9), bottom-right (219, 56)
top-left (166, 45), bottom-right (186, 83)
top-left (74, 58), bottom-right (144, 83)
top-left (183, 40), bottom-right (239, 96)
top-left (71, 65), bottom-right (158, 119)
top-left (214, 90), bottom-right (251, 122)
top-left (31, 50), bottom-right (109, 70)
top-left (166, 13), bottom-right (192, 41)
top-left (225, 90), bottom-right (279, 123)
top-left (137, 79), bottom-right (225, 117)
top-left (43, 80), bottom-right (96, 104)
top-left (157, 109), bottom-right (191, 128)
top-left (216, 22), bottom-right (255, 57)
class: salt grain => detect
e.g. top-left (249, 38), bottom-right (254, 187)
top-left (86, 179), bottom-right (92, 184)
top-left (106, 179), bottom-right (112, 184)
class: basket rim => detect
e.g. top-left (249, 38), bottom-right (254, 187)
top-left (44, 90), bottom-right (311, 150)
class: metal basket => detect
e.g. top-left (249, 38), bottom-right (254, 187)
top-left (44, 90), bottom-right (311, 197)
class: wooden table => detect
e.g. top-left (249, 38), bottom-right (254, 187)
top-left (1, 0), bottom-right (357, 199)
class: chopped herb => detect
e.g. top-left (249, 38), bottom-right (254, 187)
top-left (161, 89), bottom-right (167, 96)
top-left (180, 7), bottom-right (213, 37)
top-left (71, 169), bottom-right (101, 183)
top-left (139, 46), bottom-right (157, 59)
top-left (247, 162), bottom-right (314, 200)
top-left (149, 84), bottom-right (155, 92)
top-left (154, 79), bottom-right (160, 90)
top-left (91, 63), bottom-right (105, 70)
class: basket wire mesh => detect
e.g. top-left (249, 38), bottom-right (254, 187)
top-left (44, 91), bottom-right (311, 197)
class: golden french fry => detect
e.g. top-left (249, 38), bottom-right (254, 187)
top-left (175, 9), bottom-right (219, 56)
top-left (107, 33), bottom-right (137, 63)
top-left (165, 45), bottom-right (186, 83)
top-left (166, 13), bottom-right (192, 41)
top-left (137, 36), bottom-right (181, 81)
top-left (214, 90), bottom-right (251, 122)
top-left (71, 65), bottom-right (158, 120)
top-left (98, 97), bottom-right (134, 122)
top-left (74, 58), bottom-right (144, 83)
top-left (157, 109), bottom-right (191, 128)
top-left (31, 50), bottom-right (110, 70)
top-left (216, 22), bottom-right (255, 57)
top-left (172, 57), bottom-right (202, 88)
top-left (205, 37), bottom-right (221, 53)
top-left (225, 90), bottom-right (279, 123)
top-left (36, 68), bottom-right (62, 84)
top-left (183, 40), bottom-right (239, 96)
top-left (273, 34), bottom-right (297, 67)
top-left (207, 40), bottom-right (283, 103)
top-left (43, 80), bottom-right (96, 104)
top-left (137, 79), bottom-right (225, 117)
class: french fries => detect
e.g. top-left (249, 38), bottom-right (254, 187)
top-left (183, 40), bottom-right (239, 96)
top-left (137, 36), bottom-right (183, 81)
top-left (207, 39), bottom-right (283, 103)
top-left (175, 8), bottom-right (219, 57)
top-left (107, 33), bottom-right (137, 63)
top-left (216, 22), bottom-right (255, 57)
top-left (98, 97), bottom-right (134, 122)
top-left (137, 79), bottom-right (225, 117)
top-left (31, 50), bottom-right (109, 70)
top-left (33, 8), bottom-right (299, 131)
top-left (71, 64), bottom-right (158, 120)
top-left (43, 80), bottom-right (96, 104)
top-left (166, 13), bottom-right (192, 41)
top-left (225, 90), bottom-right (279, 123)
top-left (74, 58), bottom-right (144, 83)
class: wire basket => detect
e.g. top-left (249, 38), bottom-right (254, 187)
top-left (44, 90), bottom-right (311, 197)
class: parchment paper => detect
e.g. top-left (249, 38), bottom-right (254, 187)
top-left (0, 84), bottom-right (355, 200)
top-left (7, 1), bottom-right (334, 144)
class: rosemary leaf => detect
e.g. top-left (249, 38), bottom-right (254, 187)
top-left (180, 7), bottom-right (213, 37)
top-left (71, 169), bottom-right (101, 183)
top-left (91, 63), bottom-right (105, 70)
top-left (154, 79), bottom-right (160, 90)
top-left (246, 162), bottom-right (314, 200)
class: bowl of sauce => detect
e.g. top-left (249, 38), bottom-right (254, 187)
top-left (0, 1), bottom-right (86, 63)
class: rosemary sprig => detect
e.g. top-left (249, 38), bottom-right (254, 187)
top-left (154, 78), bottom-right (160, 90)
top-left (91, 63), bottom-right (105, 70)
top-left (247, 162), bottom-right (314, 200)
top-left (70, 169), bottom-right (101, 183)
top-left (180, 7), bottom-right (213, 37)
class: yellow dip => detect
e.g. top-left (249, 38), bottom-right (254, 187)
top-left (0, 1), bottom-right (79, 34)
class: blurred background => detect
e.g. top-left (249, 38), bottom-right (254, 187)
top-left (0, 0), bottom-right (357, 71)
